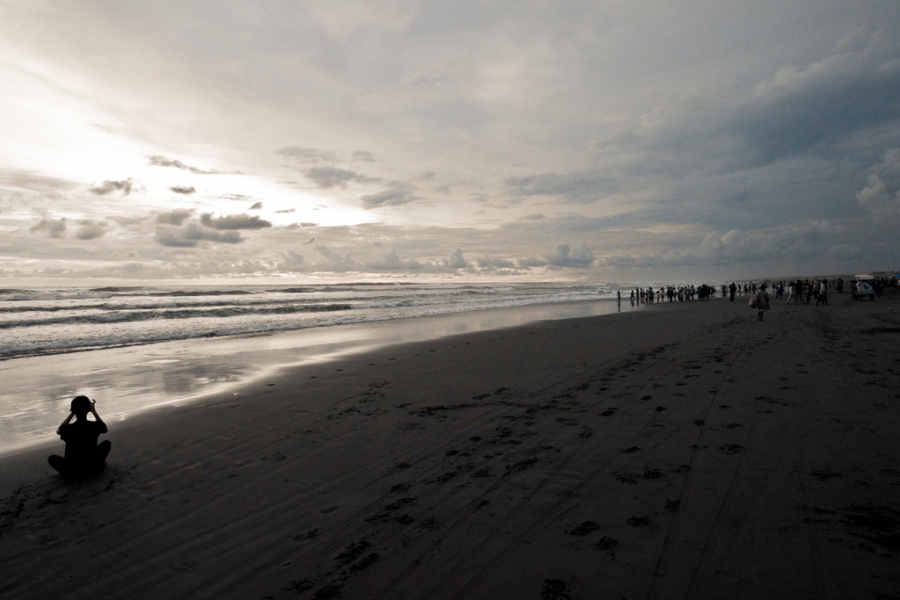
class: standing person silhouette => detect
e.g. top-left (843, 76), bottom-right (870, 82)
top-left (48, 396), bottom-right (111, 480)
top-left (755, 284), bottom-right (770, 321)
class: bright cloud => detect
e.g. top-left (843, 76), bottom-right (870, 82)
top-left (1, 1), bottom-right (899, 282)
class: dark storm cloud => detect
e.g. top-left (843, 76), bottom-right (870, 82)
top-left (726, 39), bottom-right (900, 166)
top-left (200, 213), bottom-right (272, 230)
top-left (30, 217), bottom-right (67, 238)
top-left (156, 209), bottom-right (195, 225)
top-left (149, 156), bottom-right (221, 174)
top-left (169, 185), bottom-right (196, 194)
top-left (155, 223), bottom-right (243, 247)
top-left (505, 173), bottom-right (620, 204)
top-left (89, 179), bottom-right (138, 196)
top-left (248, 201), bottom-right (263, 210)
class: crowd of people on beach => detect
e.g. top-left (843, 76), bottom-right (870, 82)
top-left (722, 279), bottom-right (836, 305)
top-left (628, 284), bottom-right (717, 305)
top-left (626, 274), bottom-right (898, 311)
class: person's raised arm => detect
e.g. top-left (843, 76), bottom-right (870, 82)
top-left (56, 411), bottom-right (74, 436)
top-left (90, 399), bottom-right (108, 434)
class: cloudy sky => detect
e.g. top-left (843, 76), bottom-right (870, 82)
top-left (2, 1), bottom-right (899, 283)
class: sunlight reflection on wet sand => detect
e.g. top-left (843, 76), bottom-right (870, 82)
top-left (0, 299), bottom-right (638, 453)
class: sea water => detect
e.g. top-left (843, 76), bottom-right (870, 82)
top-left (0, 282), bottom-right (624, 360)
top-left (1, 282), bottom-right (642, 451)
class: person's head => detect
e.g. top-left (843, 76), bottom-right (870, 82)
top-left (71, 395), bottom-right (91, 418)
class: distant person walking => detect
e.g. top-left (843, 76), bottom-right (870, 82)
top-left (785, 283), bottom-right (798, 304)
top-left (815, 280), bottom-right (828, 305)
top-left (48, 396), bottom-right (111, 480)
top-left (729, 282), bottom-right (737, 302)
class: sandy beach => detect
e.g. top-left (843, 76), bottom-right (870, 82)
top-left (2, 291), bottom-right (899, 599)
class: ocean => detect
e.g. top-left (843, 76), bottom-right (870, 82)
top-left (1, 281), bottom-right (638, 450)
top-left (0, 282), bottom-right (623, 360)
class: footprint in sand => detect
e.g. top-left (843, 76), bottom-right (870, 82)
top-left (541, 579), bottom-right (575, 600)
top-left (284, 579), bottom-right (314, 593)
top-left (595, 536), bottom-right (618, 551)
top-left (314, 582), bottom-right (344, 599)
top-left (435, 472), bottom-right (456, 484)
top-left (293, 529), bottom-right (320, 542)
top-left (320, 506), bottom-right (339, 515)
top-left (565, 521), bottom-right (601, 536)
top-left (383, 497), bottom-right (417, 511)
top-left (626, 516), bottom-right (650, 527)
top-left (643, 468), bottom-right (662, 479)
top-left (721, 444), bottom-right (744, 455)
top-left (335, 540), bottom-right (371, 564)
top-left (349, 553), bottom-right (379, 572)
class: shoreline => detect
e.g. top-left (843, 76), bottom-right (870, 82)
top-left (2, 291), bottom-right (899, 598)
top-left (0, 297), bottom-right (638, 455)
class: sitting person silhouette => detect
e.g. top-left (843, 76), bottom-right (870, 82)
top-left (48, 396), bottom-right (111, 479)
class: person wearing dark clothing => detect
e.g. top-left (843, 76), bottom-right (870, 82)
top-left (729, 282), bottom-right (737, 302)
top-left (48, 396), bottom-right (111, 480)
